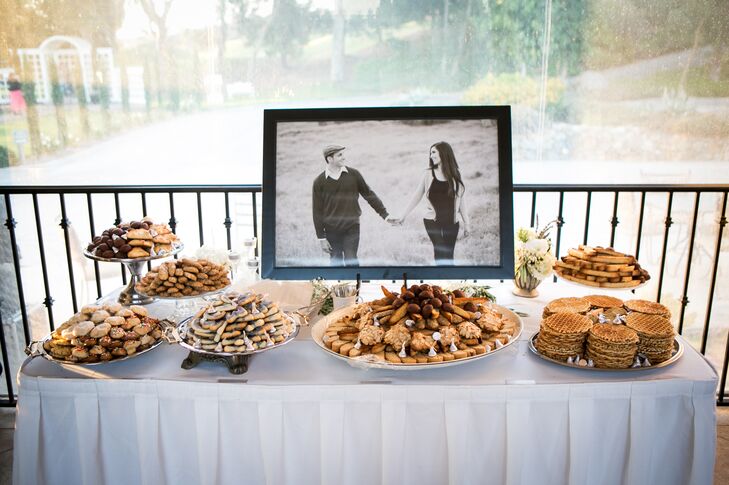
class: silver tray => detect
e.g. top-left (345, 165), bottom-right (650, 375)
top-left (25, 321), bottom-right (173, 366)
top-left (527, 331), bottom-right (683, 371)
top-left (311, 303), bottom-right (523, 370)
top-left (174, 313), bottom-right (300, 357)
top-left (83, 243), bottom-right (183, 263)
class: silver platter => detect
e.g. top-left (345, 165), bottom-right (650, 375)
top-left (175, 313), bottom-right (300, 357)
top-left (311, 304), bottom-right (523, 370)
top-left (26, 329), bottom-right (167, 366)
top-left (528, 331), bottom-right (683, 371)
top-left (83, 243), bottom-right (183, 263)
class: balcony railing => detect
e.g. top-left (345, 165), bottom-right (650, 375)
top-left (0, 183), bottom-right (727, 406)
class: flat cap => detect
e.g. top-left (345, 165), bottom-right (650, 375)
top-left (323, 144), bottom-right (346, 158)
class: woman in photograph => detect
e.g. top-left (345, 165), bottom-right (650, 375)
top-left (394, 141), bottom-right (471, 265)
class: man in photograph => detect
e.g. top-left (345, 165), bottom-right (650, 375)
top-left (312, 144), bottom-right (393, 266)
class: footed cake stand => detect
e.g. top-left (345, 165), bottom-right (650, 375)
top-left (83, 244), bottom-right (183, 305)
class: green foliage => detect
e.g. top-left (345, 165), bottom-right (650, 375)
top-left (75, 84), bottom-right (87, 107)
top-left (462, 73), bottom-right (565, 108)
top-left (20, 82), bottom-right (36, 105)
top-left (97, 83), bottom-right (110, 109)
top-left (167, 84), bottom-right (180, 112)
top-left (0, 146), bottom-right (12, 168)
top-left (265, 0), bottom-right (308, 64)
top-left (585, 0), bottom-right (729, 69)
top-left (48, 62), bottom-right (64, 106)
top-left (481, 0), bottom-right (587, 76)
top-left (143, 58), bottom-right (153, 113)
top-left (191, 49), bottom-right (205, 107)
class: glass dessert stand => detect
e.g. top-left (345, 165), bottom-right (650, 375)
top-left (139, 285), bottom-right (231, 323)
top-left (83, 244), bottom-right (184, 306)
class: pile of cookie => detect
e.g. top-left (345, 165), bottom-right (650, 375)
top-left (86, 218), bottom-right (180, 259)
top-left (535, 295), bottom-right (675, 368)
top-left (535, 312), bottom-right (593, 362)
top-left (554, 245), bottom-right (649, 288)
top-left (586, 323), bottom-right (639, 368)
top-left (44, 303), bottom-right (164, 363)
top-left (323, 285), bottom-right (518, 364)
top-left (625, 312), bottom-right (675, 364)
top-left (136, 258), bottom-right (230, 297)
top-left (183, 291), bottom-right (295, 353)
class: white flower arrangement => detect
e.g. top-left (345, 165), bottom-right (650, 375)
top-left (194, 245), bottom-right (231, 269)
top-left (515, 221), bottom-right (557, 287)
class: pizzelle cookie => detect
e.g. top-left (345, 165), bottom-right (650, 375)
top-left (537, 294), bottom-right (678, 368)
top-left (584, 294), bottom-right (624, 309)
top-left (536, 312), bottom-right (593, 361)
top-left (624, 299), bottom-right (671, 319)
top-left (625, 312), bottom-right (675, 363)
top-left (586, 324), bottom-right (639, 369)
top-left (542, 297), bottom-right (591, 318)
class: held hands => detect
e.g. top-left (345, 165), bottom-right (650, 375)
top-left (319, 239), bottom-right (333, 254)
top-left (386, 216), bottom-right (403, 226)
top-left (460, 224), bottom-right (471, 239)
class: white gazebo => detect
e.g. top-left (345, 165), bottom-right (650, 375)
top-left (15, 35), bottom-right (115, 104)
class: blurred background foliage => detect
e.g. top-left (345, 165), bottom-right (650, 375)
top-left (0, 0), bottom-right (727, 161)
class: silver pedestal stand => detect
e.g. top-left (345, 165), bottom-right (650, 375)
top-left (83, 244), bottom-right (184, 305)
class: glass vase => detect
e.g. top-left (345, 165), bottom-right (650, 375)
top-left (513, 265), bottom-right (543, 298)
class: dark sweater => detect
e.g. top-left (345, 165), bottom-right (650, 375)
top-left (312, 166), bottom-right (389, 239)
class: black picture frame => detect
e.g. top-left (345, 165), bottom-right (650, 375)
top-left (262, 106), bottom-right (514, 280)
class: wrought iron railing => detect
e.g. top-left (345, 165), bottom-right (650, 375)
top-left (0, 184), bottom-right (727, 406)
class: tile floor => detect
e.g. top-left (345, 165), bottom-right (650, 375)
top-left (0, 407), bottom-right (726, 484)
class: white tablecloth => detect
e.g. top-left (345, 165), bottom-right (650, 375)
top-left (13, 282), bottom-right (718, 485)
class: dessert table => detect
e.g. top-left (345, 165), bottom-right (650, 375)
top-left (13, 282), bottom-right (718, 485)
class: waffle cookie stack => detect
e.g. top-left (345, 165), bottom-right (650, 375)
top-left (535, 312), bottom-right (593, 361)
top-left (624, 299), bottom-right (671, 319)
top-left (586, 323), bottom-right (639, 368)
top-left (625, 312), bottom-right (675, 363)
top-left (584, 294), bottom-right (627, 323)
top-left (542, 297), bottom-right (591, 318)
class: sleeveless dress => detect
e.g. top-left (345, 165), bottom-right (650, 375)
top-left (423, 167), bottom-right (459, 264)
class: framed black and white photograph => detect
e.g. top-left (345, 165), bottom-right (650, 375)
top-left (262, 106), bottom-right (514, 280)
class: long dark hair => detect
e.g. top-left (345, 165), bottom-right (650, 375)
top-left (429, 142), bottom-right (464, 197)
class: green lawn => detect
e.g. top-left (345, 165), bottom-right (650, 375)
top-left (0, 106), bottom-right (147, 161)
top-left (600, 64), bottom-right (729, 101)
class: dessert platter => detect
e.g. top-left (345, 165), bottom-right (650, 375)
top-left (135, 258), bottom-right (231, 299)
top-left (312, 284), bottom-right (522, 369)
top-left (172, 290), bottom-right (299, 374)
top-left (26, 302), bottom-right (169, 365)
top-left (84, 218), bottom-right (183, 305)
top-left (553, 245), bottom-right (650, 290)
top-left (529, 295), bottom-right (682, 370)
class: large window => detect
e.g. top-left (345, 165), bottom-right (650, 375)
top-left (0, 0), bottom-right (726, 184)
